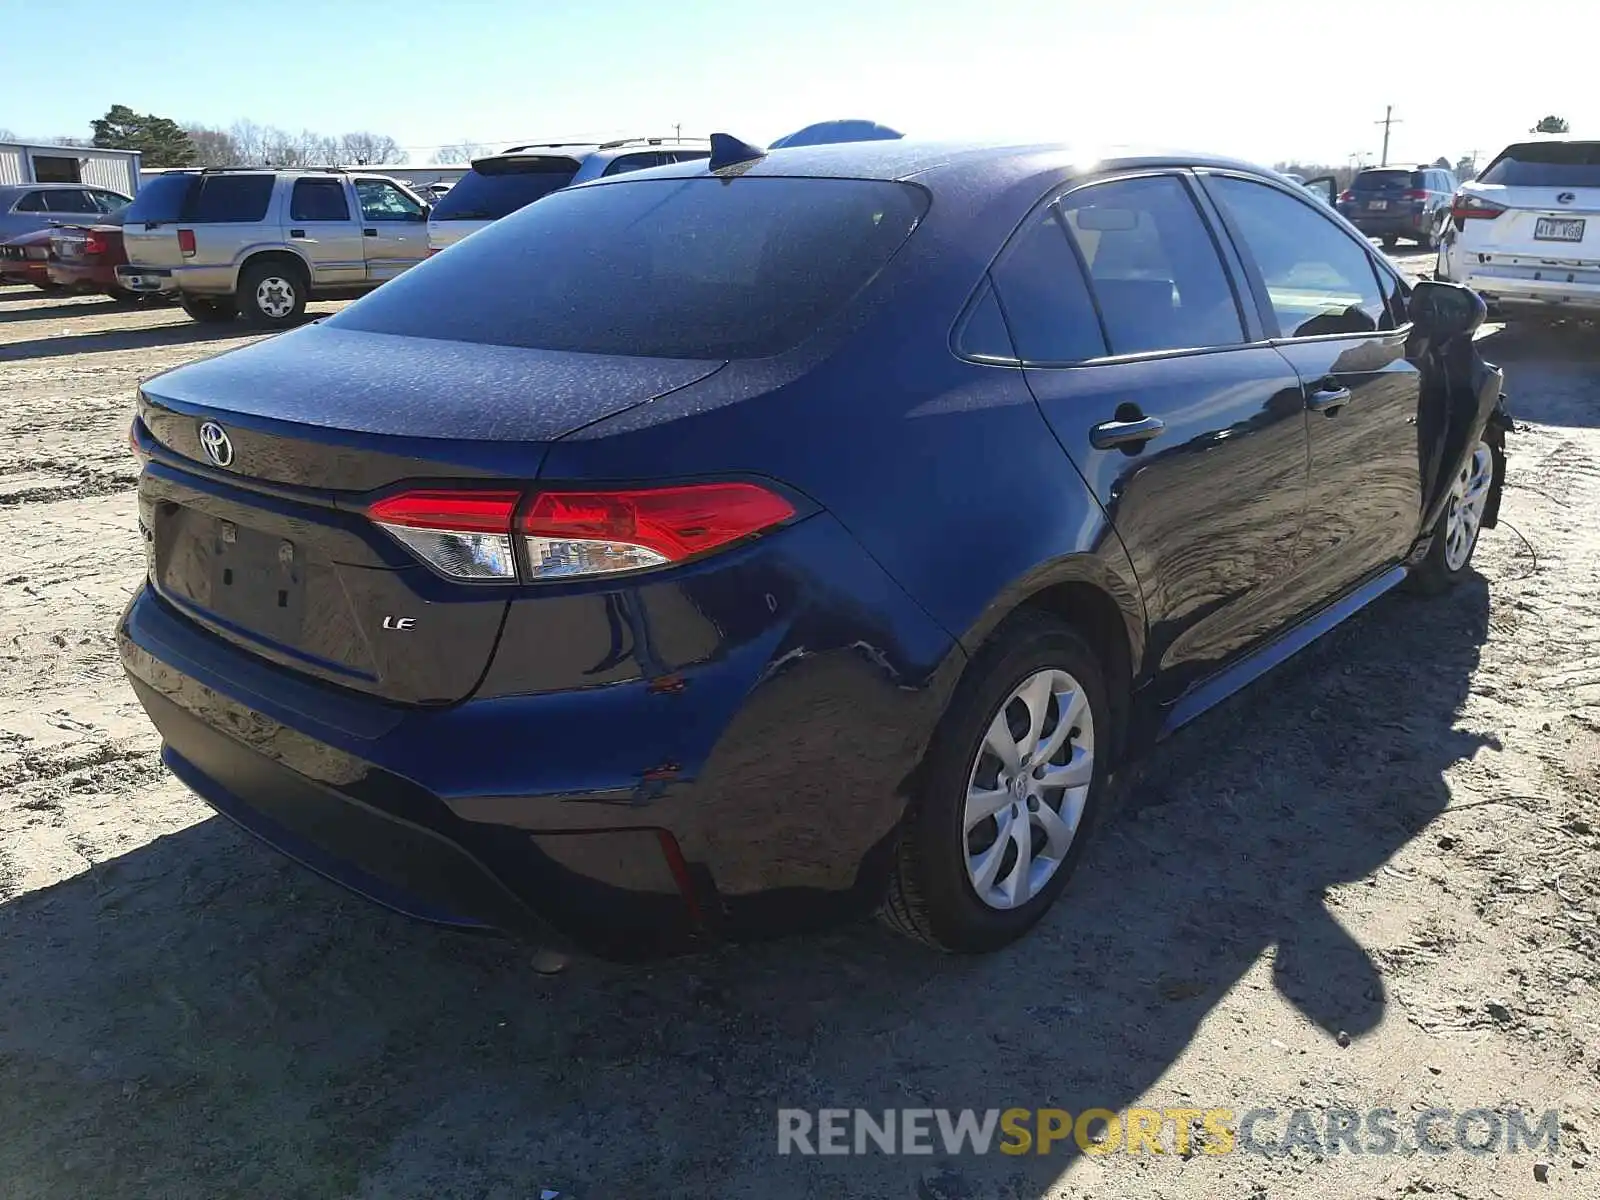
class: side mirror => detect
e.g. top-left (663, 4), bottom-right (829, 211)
top-left (1408, 279), bottom-right (1487, 340)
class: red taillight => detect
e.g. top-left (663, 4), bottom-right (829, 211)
top-left (1450, 194), bottom-right (1507, 227)
top-left (1402, 188), bottom-right (1427, 201)
top-left (519, 483), bottom-right (796, 579)
top-left (1338, 190), bottom-right (1354, 204)
top-left (366, 483), bottom-right (794, 582)
top-left (84, 231), bottom-right (109, 256)
top-left (177, 228), bottom-right (196, 257)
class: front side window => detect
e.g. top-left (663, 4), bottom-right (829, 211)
top-left (355, 179), bottom-right (426, 221)
top-left (1059, 175), bottom-right (1245, 355)
top-left (45, 190), bottom-right (97, 214)
top-left (1209, 176), bottom-right (1386, 338)
top-left (291, 178), bottom-right (352, 222)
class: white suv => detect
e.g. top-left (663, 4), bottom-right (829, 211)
top-left (427, 138), bottom-right (710, 253)
top-left (1437, 140), bottom-right (1600, 318)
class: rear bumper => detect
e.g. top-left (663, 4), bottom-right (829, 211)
top-left (49, 261), bottom-right (121, 291)
top-left (118, 263), bottom-right (235, 295)
top-left (119, 513), bottom-right (961, 956)
top-left (1462, 273), bottom-right (1600, 312)
top-left (1345, 210), bottom-right (1431, 237)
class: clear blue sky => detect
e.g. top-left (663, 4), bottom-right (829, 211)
top-left (3, 0), bottom-right (1592, 168)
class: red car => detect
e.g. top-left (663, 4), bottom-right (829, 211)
top-left (0, 227), bottom-right (58, 290)
top-left (49, 211), bottom-right (166, 302)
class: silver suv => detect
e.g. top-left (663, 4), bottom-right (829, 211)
top-left (428, 138), bottom-right (711, 252)
top-left (117, 168), bottom-right (431, 327)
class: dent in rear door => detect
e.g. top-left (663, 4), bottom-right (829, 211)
top-left (354, 178), bottom-right (430, 283)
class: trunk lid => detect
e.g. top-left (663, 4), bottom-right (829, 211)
top-left (137, 325), bottom-right (724, 704)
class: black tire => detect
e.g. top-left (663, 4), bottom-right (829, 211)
top-left (236, 259), bottom-right (306, 328)
top-left (1417, 217), bottom-right (1440, 252)
top-left (1408, 439), bottom-right (1494, 595)
top-left (881, 612), bottom-right (1113, 953)
top-left (179, 293), bottom-right (237, 324)
top-left (1381, 235), bottom-right (1399, 250)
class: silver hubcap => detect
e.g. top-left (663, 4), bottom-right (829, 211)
top-left (255, 276), bottom-right (296, 319)
top-left (1444, 441), bottom-right (1493, 571)
top-left (964, 668), bottom-right (1094, 910)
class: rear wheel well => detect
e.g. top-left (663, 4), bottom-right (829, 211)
top-left (238, 250), bottom-right (307, 290)
top-left (1014, 582), bottom-right (1134, 764)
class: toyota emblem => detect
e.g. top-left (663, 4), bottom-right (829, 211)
top-left (1558, 192), bottom-right (1576, 205)
top-left (198, 421), bottom-right (234, 467)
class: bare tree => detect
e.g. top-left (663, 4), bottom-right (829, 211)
top-left (0, 128), bottom-right (15, 141)
top-left (185, 126), bottom-right (244, 167)
top-left (432, 140), bottom-right (491, 165)
top-left (337, 131), bottom-right (406, 165)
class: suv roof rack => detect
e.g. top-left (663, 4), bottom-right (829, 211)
top-left (197, 165), bottom-right (350, 174)
top-left (499, 142), bottom-right (600, 154)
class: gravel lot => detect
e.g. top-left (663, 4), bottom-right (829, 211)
top-left (2, 260), bottom-right (1598, 1200)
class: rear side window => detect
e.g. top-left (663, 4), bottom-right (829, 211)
top-left (1480, 141), bottom-right (1600, 187)
top-left (123, 173), bottom-right (197, 223)
top-left (331, 176), bottom-right (929, 359)
top-left (291, 179), bottom-right (351, 222)
top-left (989, 208), bottom-right (1106, 363)
top-left (187, 174), bottom-right (275, 223)
top-left (1060, 175), bottom-right (1245, 356)
top-left (13, 191), bottom-right (46, 213)
top-left (1209, 177), bottom-right (1386, 338)
top-left (431, 158), bottom-right (579, 221)
top-left (603, 152), bottom-right (666, 177)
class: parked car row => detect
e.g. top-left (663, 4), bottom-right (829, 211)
top-left (0, 182), bottom-right (162, 303)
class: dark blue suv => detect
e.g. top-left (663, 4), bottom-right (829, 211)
top-left (121, 140), bottom-right (1510, 959)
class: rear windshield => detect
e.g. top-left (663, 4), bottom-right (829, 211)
top-left (1480, 142), bottom-right (1600, 188)
top-left (123, 173), bottom-right (196, 223)
top-left (331, 176), bottom-right (929, 359)
top-left (1353, 170), bottom-right (1420, 190)
top-left (122, 173), bottom-right (275, 224)
top-left (430, 157), bottom-right (579, 221)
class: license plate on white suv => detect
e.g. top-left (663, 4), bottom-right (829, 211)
top-left (1534, 217), bottom-right (1586, 242)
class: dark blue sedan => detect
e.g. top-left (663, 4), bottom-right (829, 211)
top-left (120, 139), bottom-right (1511, 958)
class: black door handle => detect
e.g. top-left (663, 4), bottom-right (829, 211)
top-left (1307, 382), bottom-right (1352, 414)
top-left (363, 228), bottom-right (378, 237)
top-left (289, 229), bottom-right (306, 238)
top-left (1090, 414), bottom-right (1166, 451)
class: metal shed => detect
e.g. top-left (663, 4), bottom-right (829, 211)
top-left (0, 142), bottom-right (142, 195)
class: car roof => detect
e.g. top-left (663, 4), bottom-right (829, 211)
top-left (586, 138), bottom-right (1282, 192)
top-left (0, 181), bottom-right (120, 192)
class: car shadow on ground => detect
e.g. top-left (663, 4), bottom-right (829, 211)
top-left (0, 579), bottom-right (1492, 1198)
top-left (1480, 320), bottom-right (1600, 429)
top-left (0, 319), bottom-right (262, 362)
top-left (0, 298), bottom-right (159, 325)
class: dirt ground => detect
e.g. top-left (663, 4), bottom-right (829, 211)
top-left (1, 261), bottom-right (1598, 1200)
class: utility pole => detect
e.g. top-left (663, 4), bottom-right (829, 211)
top-left (673, 122), bottom-right (682, 143)
top-left (1375, 105), bottom-right (1402, 166)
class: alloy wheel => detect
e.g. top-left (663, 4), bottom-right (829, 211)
top-left (1444, 440), bottom-right (1494, 571)
top-left (255, 276), bottom-right (296, 320)
top-left (963, 668), bottom-right (1094, 910)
